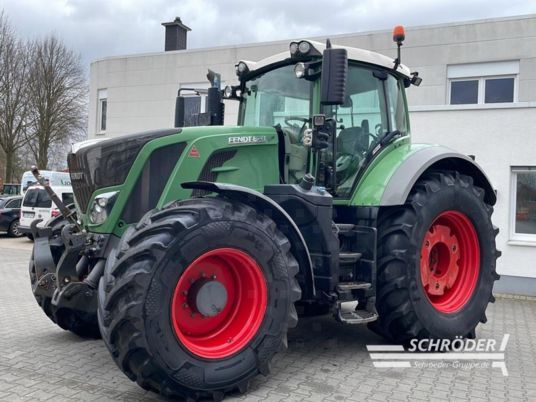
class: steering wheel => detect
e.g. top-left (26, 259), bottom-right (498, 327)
top-left (284, 116), bottom-right (309, 125)
top-left (284, 116), bottom-right (309, 143)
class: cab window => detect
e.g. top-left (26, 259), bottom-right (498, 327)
top-left (241, 64), bottom-right (311, 128)
top-left (386, 75), bottom-right (408, 135)
top-left (325, 65), bottom-right (389, 197)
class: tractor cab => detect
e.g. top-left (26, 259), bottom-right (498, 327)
top-left (177, 36), bottom-right (420, 199)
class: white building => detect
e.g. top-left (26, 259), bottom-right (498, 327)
top-left (89, 15), bottom-right (536, 295)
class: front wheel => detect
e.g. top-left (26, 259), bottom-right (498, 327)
top-left (98, 197), bottom-right (301, 400)
top-left (372, 170), bottom-right (500, 342)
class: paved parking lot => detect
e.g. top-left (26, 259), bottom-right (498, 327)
top-left (1, 235), bottom-right (535, 401)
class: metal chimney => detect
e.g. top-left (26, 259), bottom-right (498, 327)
top-left (161, 17), bottom-right (191, 51)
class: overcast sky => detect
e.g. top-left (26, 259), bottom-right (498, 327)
top-left (1, 0), bottom-right (535, 69)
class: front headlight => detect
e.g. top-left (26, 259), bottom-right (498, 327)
top-left (294, 62), bottom-right (306, 78)
top-left (89, 191), bottom-right (119, 224)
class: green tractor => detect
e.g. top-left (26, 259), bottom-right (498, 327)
top-left (29, 27), bottom-right (500, 400)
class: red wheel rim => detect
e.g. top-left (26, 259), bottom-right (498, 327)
top-left (171, 248), bottom-right (267, 359)
top-left (420, 211), bottom-right (480, 314)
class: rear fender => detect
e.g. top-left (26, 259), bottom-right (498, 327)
top-left (381, 146), bottom-right (496, 206)
top-left (182, 181), bottom-right (315, 298)
top-left (352, 144), bottom-right (496, 206)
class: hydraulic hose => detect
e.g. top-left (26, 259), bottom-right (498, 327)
top-left (84, 260), bottom-right (105, 289)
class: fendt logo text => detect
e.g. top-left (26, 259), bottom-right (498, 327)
top-left (228, 136), bottom-right (267, 144)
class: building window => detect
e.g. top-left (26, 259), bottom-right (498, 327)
top-left (450, 80), bottom-right (479, 104)
top-left (511, 167), bottom-right (536, 242)
top-left (97, 89), bottom-right (107, 134)
top-left (484, 78), bottom-right (515, 103)
top-left (447, 61), bottom-right (518, 105)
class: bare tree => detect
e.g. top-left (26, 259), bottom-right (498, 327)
top-left (26, 35), bottom-right (87, 169)
top-left (0, 12), bottom-right (30, 182)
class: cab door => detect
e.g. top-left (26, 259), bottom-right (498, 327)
top-left (322, 64), bottom-right (409, 198)
top-left (324, 64), bottom-right (389, 197)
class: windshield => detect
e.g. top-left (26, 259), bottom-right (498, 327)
top-left (23, 188), bottom-right (52, 208)
top-left (240, 64), bottom-right (312, 127)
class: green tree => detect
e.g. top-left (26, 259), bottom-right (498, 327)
top-left (26, 35), bottom-right (87, 169)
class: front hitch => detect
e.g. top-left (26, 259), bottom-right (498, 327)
top-left (31, 218), bottom-right (101, 316)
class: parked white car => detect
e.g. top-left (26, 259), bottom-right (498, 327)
top-left (19, 184), bottom-right (74, 239)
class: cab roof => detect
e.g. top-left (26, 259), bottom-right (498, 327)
top-left (239, 39), bottom-right (412, 79)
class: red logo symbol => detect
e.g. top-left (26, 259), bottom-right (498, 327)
top-left (188, 146), bottom-right (200, 158)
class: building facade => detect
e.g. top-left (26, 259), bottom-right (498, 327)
top-left (88, 14), bottom-right (536, 295)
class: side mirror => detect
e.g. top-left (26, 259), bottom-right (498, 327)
top-left (320, 44), bottom-right (348, 105)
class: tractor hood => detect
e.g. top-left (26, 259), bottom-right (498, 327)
top-left (69, 126), bottom-right (280, 234)
top-left (68, 128), bottom-right (181, 213)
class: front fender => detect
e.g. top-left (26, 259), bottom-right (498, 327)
top-left (182, 181), bottom-right (315, 298)
top-left (351, 142), bottom-right (496, 206)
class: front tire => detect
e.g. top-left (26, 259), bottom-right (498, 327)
top-left (98, 197), bottom-right (301, 400)
top-left (373, 170), bottom-right (500, 342)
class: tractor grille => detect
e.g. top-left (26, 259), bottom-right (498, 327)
top-left (121, 142), bottom-right (186, 223)
top-left (192, 150), bottom-right (237, 197)
top-left (67, 152), bottom-right (95, 213)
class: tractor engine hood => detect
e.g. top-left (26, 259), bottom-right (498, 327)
top-left (68, 128), bottom-right (181, 213)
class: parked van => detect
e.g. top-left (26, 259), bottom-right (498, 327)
top-left (20, 170), bottom-right (71, 196)
top-left (19, 184), bottom-right (74, 238)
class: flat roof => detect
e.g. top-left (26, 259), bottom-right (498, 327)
top-left (91, 13), bottom-right (536, 65)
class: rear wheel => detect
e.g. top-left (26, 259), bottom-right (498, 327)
top-left (98, 197), bottom-right (301, 400)
top-left (372, 171), bottom-right (500, 342)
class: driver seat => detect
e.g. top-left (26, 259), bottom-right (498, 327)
top-left (337, 119), bottom-right (371, 155)
top-left (337, 126), bottom-right (364, 156)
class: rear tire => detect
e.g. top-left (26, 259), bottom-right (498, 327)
top-left (29, 213), bottom-right (100, 338)
top-left (372, 170), bottom-right (500, 342)
top-left (98, 197), bottom-right (301, 400)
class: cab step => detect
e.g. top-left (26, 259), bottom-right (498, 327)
top-left (335, 301), bottom-right (378, 324)
top-left (336, 281), bottom-right (371, 292)
top-left (335, 223), bottom-right (356, 234)
top-left (339, 252), bottom-right (362, 265)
